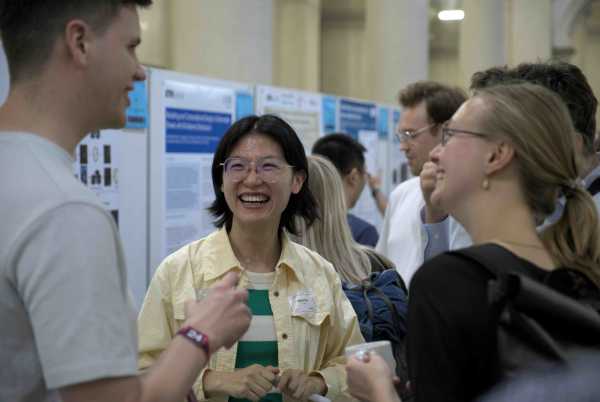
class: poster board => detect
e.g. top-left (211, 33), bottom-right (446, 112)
top-left (337, 97), bottom-right (383, 230)
top-left (255, 85), bottom-right (324, 151)
top-left (148, 69), bottom-right (254, 275)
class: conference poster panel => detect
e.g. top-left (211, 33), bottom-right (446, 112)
top-left (255, 85), bottom-right (324, 152)
top-left (338, 97), bottom-right (383, 230)
top-left (149, 69), bottom-right (254, 273)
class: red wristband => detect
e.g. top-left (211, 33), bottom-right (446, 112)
top-left (177, 326), bottom-right (210, 357)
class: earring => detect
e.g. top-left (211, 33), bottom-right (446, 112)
top-left (482, 177), bottom-right (490, 190)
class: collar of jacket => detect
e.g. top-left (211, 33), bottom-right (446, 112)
top-left (196, 227), bottom-right (306, 285)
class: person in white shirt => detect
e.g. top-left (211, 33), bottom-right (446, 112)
top-left (376, 81), bottom-right (465, 285)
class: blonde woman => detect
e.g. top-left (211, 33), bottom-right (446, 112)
top-left (346, 83), bottom-right (600, 402)
top-left (295, 155), bottom-right (395, 284)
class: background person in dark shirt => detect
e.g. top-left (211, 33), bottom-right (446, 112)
top-left (313, 133), bottom-right (379, 247)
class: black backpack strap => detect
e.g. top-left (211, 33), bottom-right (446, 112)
top-left (586, 176), bottom-right (600, 197)
top-left (362, 285), bottom-right (376, 324)
top-left (449, 243), bottom-right (526, 278)
top-left (366, 251), bottom-right (386, 273)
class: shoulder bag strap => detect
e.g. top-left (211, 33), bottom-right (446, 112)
top-left (450, 244), bottom-right (531, 278)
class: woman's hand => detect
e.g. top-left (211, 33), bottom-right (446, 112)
top-left (346, 352), bottom-right (400, 402)
top-left (204, 364), bottom-right (279, 401)
top-left (277, 369), bottom-right (327, 401)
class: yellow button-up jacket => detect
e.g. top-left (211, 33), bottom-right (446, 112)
top-left (138, 228), bottom-right (364, 402)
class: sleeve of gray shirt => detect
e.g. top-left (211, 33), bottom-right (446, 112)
top-left (421, 207), bottom-right (473, 261)
top-left (13, 202), bottom-right (138, 389)
top-left (421, 207), bottom-right (451, 261)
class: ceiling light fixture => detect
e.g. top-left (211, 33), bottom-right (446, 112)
top-left (438, 9), bottom-right (465, 21)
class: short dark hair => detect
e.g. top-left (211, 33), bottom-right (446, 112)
top-left (0, 0), bottom-right (152, 83)
top-left (398, 81), bottom-right (467, 125)
top-left (312, 133), bottom-right (366, 176)
top-left (209, 114), bottom-right (318, 235)
top-left (471, 62), bottom-right (598, 155)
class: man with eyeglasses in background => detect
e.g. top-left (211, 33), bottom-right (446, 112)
top-left (376, 81), bottom-right (466, 286)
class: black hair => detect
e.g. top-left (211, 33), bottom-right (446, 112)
top-left (0, 0), bottom-right (152, 83)
top-left (471, 62), bottom-right (598, 155)
top-left (208, 114), bottom-right (319, 235)
top-left (312, 133), bottom-right (366, 176)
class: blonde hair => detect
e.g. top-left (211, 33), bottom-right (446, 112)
top-left (294, 155), bottom-right (372, 284)
top-left (475, 83), bottom-right (600, 284)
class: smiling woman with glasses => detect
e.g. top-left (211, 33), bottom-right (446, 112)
top-left (139, 114), bottom-right (364, 402)
top-left (344, 84), bottom-right (600, 402)
top-left (220, 156), bottom-right (294, 184)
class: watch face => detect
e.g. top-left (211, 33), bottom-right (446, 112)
top-left (185, 328), bottom-right (208, 346)
top-left (178, 326), bottom-right (209, 355)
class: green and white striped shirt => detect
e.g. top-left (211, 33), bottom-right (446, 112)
top-left (230, 271), bottom-right (281, 402)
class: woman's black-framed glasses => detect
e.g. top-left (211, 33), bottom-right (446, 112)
top-left (220, 157), bottom-right (294, 183)
top-left (441, 122), bottom-right (489, 146)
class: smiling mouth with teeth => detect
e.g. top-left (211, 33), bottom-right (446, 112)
top-left (239, 194), bottom-right (270, 204)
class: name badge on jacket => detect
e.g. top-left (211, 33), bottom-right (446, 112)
top-left (289, 289), bottom-right (317, 315)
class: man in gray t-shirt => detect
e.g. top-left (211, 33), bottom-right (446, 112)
top-left (0, 133), bottom-right (139, 401)
top-left (0, 2), bottom-right (250, 402)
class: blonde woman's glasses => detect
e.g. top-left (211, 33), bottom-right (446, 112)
top-left (441, 123), bottom-right (489, 146)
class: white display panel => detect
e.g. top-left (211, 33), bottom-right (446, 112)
top-left (117, 128), bottom-right (149, 310)
top-left (72, 127), bottom-right (149, 311)
top-left (148, 69), bottom-right (254, 276)
top-left (337, 97), bottom-right (383, 231)
top-left (255, 85), bottom-right (323, 151)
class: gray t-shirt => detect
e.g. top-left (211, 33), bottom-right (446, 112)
top-left (0, 133), bottom-right (138, 402)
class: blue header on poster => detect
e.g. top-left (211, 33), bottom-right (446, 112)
top-left (126, 80), bottom-right (148, 129)
top-left (166, 108), bottom-right (231, 153)
top-left (339, 98), bottom-right (377, 139)
top-left (378, 107), bottom-right (389, 139)
top-left (236, 91), bottom-right (254, 120)
top-left (322, 96), bottom-right (337, 134)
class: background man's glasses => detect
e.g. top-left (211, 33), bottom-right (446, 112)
top-left (221, 157), bottom-right (294, 183)
top-left (395, 123), bottom-right (437, 142)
